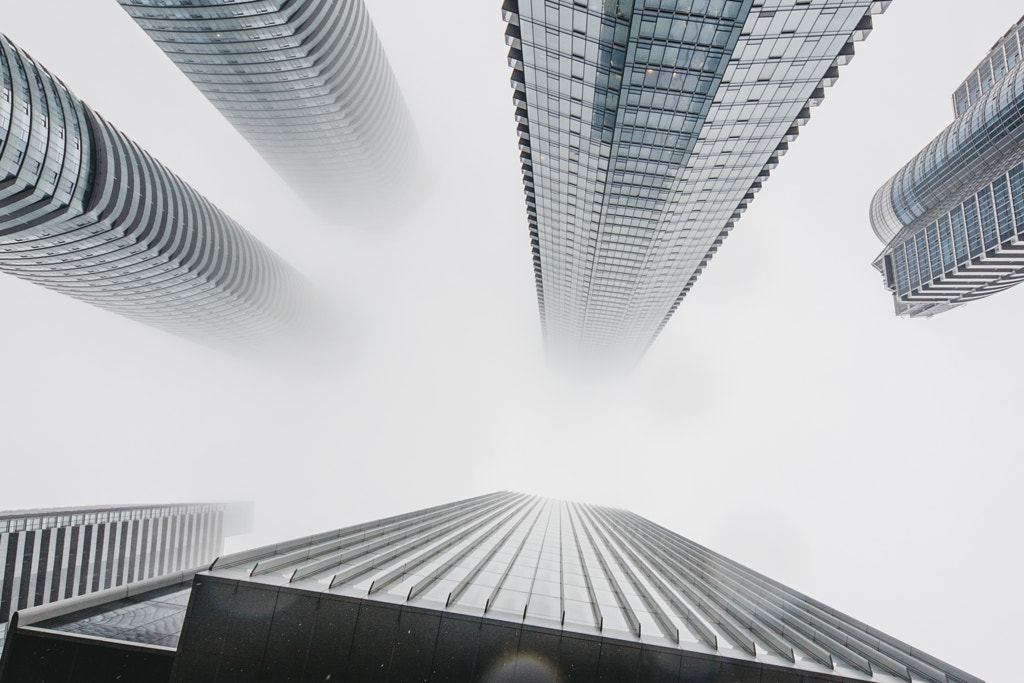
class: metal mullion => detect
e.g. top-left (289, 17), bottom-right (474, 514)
top-left (678, 535), bottom-right (897, 678)
top-left (772, 597), bottom-right (923, 682)
top-left (408, 497), bottom-right (534, 602)
top-left (588, 507), bottom-right (717, 650)
top-left (482, 502), bottom-right (547, 613)
top-left (619, 513), bottom-right (826, 664)
top-left (370, 495), bottom-right (525, 596)
top-left (215, 492), bottom-right (505, 570)
top-left (295, 494), bottom-right (515, 584)
top-left (447, 498), bottom-right (543, 607)
top-left (251, 495), bottom-right (503, 577)
top-left (741, 597), bottom-right (840, 669)
top-left (250, 535), bottom-right (368, 577)
top-left (604, 512), bottom-right (756, 655)
top-left (324, 493), bottom-right (520, 588)
top-left (757, 577), bottom-right (947, 683)
top-left (625, 516), bottom-right (873, 649)
top-left (848, 621), bottom-right (971, 683)
top-left (570, 503), bottom-right (641, 638)
top-left (620, 512), bottom-right (888, 676)
top-left (578, 505), bottom-right (675, 642)
top-left (564, 501), bottom-right (602, 630)
top-left (609, 508), bottom-right (813, 664)
top-left (557, 503), bottom-right (565, 621)
top-left (522, 500), bottom-right (559, 619)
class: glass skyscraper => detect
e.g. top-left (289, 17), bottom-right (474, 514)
top-left (0, 502), bottom-right (249, 652)
top-left (117, 0), bottom-right (420, 226)
top-left (0, 493), bottom-right (980, 682)
top-left (870, 16), bottom-right (1024, 317)
top-left (0, 34), bottom-right (309, 347)
top-left (506, 0), bottom-right (887, 361)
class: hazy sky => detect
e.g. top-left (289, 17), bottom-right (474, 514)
top-left (0, 1), bottom-right (1019, 681)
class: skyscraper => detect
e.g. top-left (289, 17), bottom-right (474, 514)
top-left (117, 0), bottom-right (421, 226)
top-left (0, 493), bottom-right (980, 682)
top-left (505, 0), bottom-right (886, 362)
top-left (870, 16), bottom-right (1024, 317)
top-left (0, 502), bottom-right (250, 652)
top-left (0, 34), bottom-right (309, 348)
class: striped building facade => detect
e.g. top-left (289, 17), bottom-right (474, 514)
top-left (117, 0), bottom-right (420, 226)
top-left (0, 34), bottom-right (309, 348)
top-left (0, 493), bottom-right (981, 682)
top-left (0, 503), bottom-right (232, 650)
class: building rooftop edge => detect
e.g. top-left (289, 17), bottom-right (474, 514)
top-left (0, 502), bottom-right (234, 522)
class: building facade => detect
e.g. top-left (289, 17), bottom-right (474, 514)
top-left (0, 503), bottom-right (247, 652)
top-left (870, 16), bottom-right (1024, 317)
top-left (0, 492), bottom-right (980, 682)
top-left (505, 0), bottom-right (887, 362)
top-left (0, 34), bottom-right (309, 347)
top-left (117, 0), bottom-right (420, 226)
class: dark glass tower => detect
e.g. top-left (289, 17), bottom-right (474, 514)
top-left (870, 16), bottom-right (1024, 317)
top-left (117, 0), bottom-right (421, 226)
top-left (0, 503), bottom-right (249, 652)
top-left (0, 493), bottom-right (981, 683)
top-left (0, 34), bottom-right (308, 347)
top-left (506, 0), bottom-right (887, 362)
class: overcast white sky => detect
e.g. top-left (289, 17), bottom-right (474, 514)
top-left (0, 1), bottom-right (1019, 680)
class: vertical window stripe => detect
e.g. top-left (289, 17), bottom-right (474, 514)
top-left (34, 529), bottom-right (51, 607)
top-left (17, 530), bottom-right (35, 610)
top-left (65, 527), bottom-right (79, 599)
top-left (1, 533), bottom-right (18, 623)
top-left (49, 528), bottom-right (65, 603)
top-left (78, 526), bottom-right (92, 596)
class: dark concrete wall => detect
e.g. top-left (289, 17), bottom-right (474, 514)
top-left (0, 626), bottom-right (173, 683)
top-left (169, 575), bottom-right (850, 683)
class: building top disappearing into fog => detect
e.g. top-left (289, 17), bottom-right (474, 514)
top-left (870, 16), bottom-right (1024, 317)
top-left (0, 34), bottom-right (309, 347)
top-left (506, 0), bottom-right (886, 363)
top-left (0, 493), bottom-right (981, 683)
top-left (118, 0), bottom-right (420, 227)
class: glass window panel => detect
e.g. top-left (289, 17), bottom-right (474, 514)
top-left (992, 174), bottom-right (1015, 241)
top-left (937, 215), bottom-right (954, 271)
top-left (950, 205), bottom-right (969, 263)
top-left (977, 186), bottom-right (998, 249)
top-left (963, 197), bottom-right (983, 256)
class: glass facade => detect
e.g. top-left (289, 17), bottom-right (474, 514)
top-left (3, 493), bottom-right (982, 682)
top-left (952, 17), bottom-right (1024, 116)
top-left (117, 0), bottom-right (420, 225)
top-left (0, 504), bottom-right (227, 651)
top-left (0, 34), bottom-right (309, 346)
top-left (871, 15), bottom-right (1024, 318)
top-left (506, 0), bottom-right (887, 360)
top-left (192, 492), bottom-right (978, 682)
top-left (33, 583), bottom-right (192, 649)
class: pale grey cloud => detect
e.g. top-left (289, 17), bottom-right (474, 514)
top-left (0, 1), bottom-right (1018, 681)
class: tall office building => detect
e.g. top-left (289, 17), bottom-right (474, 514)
top-left (870, 17), bottom-right (1024, 317)
top-left (0, 34), bottom-right (309, 347)
top-left (0, 492), bottom-right (980, 682)
top-left (0, 502), bottom-right (250, 652)
top-left (117, 0), bottom-right (421, 226)
top-left (505, 0), bottom-right (887, 361)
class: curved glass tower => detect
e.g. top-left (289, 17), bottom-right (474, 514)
top-left (0, 34), bottom-right (307, 346)
top-left (117, 0), bottom-right (420, 227)
top-left (870, 16), bottom-right (1024, 317)
top-left (506, 0), bottom-right (888, 363)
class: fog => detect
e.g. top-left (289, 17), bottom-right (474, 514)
top-left (0, 1), bottom-right (1019, 680)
